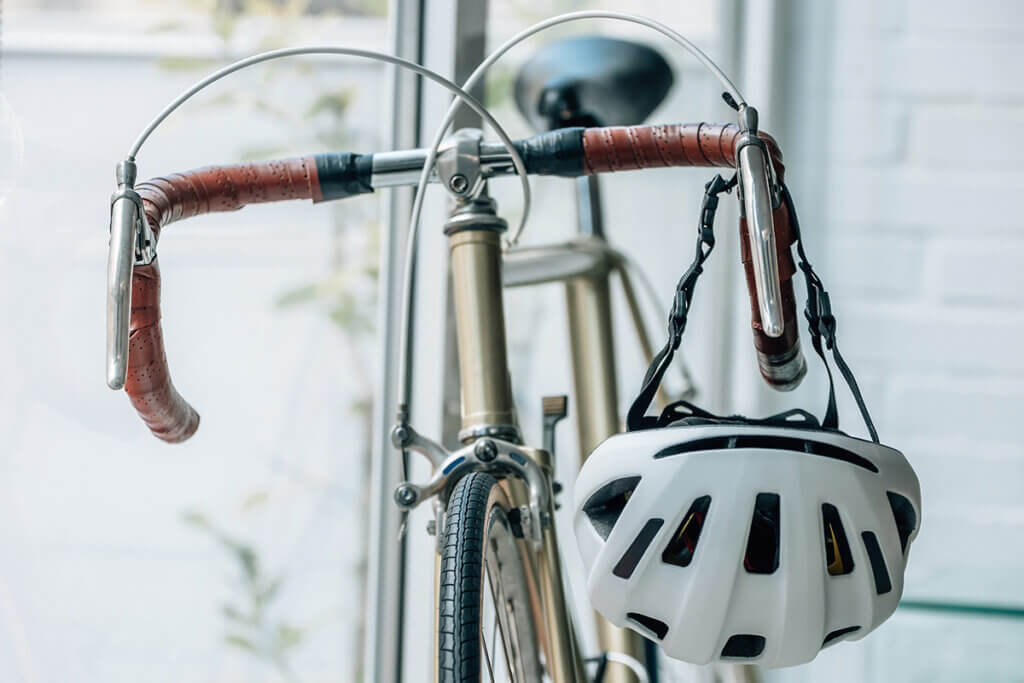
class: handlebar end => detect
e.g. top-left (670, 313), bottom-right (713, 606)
top-left (107, 369), bottom-right (126, 391)
top-left (757, 342), bottom-right (807, 392)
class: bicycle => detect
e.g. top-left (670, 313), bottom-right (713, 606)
top-left (104, 12), bottom-right (811, 683)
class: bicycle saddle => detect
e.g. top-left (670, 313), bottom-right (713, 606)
top-left (514, 35), bottom-right (674, 131)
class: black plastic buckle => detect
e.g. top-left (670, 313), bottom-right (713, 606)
top-left (698, 174), bottom-right (735, 246)
top-left (805, 286), bottom-right (837, 348)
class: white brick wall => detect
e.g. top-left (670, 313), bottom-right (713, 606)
top-left (770, 0), bottom-right (1024, 679)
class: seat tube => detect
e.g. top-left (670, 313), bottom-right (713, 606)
top-left (445, 194), bottom-right (519, 443)
top-left (567, 176), bottom-right (650, 683)
top-left (567, 175), bottom-right (619, 455)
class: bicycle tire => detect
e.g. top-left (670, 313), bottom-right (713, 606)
top-left (438, 472), bottom-right (544, 683)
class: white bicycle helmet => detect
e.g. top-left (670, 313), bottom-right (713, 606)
top-left (574, 420), bottom-right (920, 668)
top-left (572, 178), bottom-right (921, 668)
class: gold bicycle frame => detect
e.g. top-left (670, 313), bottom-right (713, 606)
top-left (445, 196), bottom-right (587, 683)
top-left (435, 170), bottom-right (673, 681)
top-left (503, 176), bottom-right (663, 683)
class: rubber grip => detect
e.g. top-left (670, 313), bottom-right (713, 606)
top-left (130, 157), bottom-right (322, 442)
top-left (581, 122), bottom-right (804, 390)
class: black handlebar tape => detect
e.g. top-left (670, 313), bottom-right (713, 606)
top-left (512, 127), bottom-right (586, 177)
top-left (314, 153), bottom-right (375, 202)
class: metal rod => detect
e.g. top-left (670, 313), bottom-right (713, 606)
top-left (575, 176), bottom-right (605, 239)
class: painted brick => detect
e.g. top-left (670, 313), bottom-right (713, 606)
top-left (882, 376), bottom-right (1024, 441)
top-left (931, 239), bottom-right (1024, 305)
top-left (908, 104), bottom-right (1024, 168)
top-left (829, 33), bottom-right (899, 98)
top-left (829, 97), bottom-right (909, 164)
top-left (823, 236), bottom-right (923, 296)
top-left (833, 31), bottom-right (1024, 101)
top-left (907, 0), bottom-right (1024, 36)
top-left (834, 0), bottom-right (908, 34)
top-left (825, 168), bottom-right (1024, 232)
top-left (893, 36), bottom-right (1024, 100)
top-left (910, 446), bottom-right (1024, 511)
top-left (839, 304), bottom-right (1024, 374)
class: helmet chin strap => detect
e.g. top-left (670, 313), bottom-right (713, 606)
top-left (626, 173), bottom-right (736, 431)
top-left (627, 179), bottom-right (879, 443)
top-left (784, 185), bottom-right (879, 443)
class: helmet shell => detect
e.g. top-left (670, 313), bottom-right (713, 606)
top-left (573, 423), bottom-right (921, 668)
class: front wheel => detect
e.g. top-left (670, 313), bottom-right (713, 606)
top-left (438, 472), bottom-right (544, 683)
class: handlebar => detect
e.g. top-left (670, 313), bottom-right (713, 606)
top-left (107, 121), bottom-right (804, 442)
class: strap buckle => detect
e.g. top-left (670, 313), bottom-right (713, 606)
top-left (804, 282), bottom-right (836, 349)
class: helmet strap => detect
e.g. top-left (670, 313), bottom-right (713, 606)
top-left (626, 179), bottom-right (880, 444)
top-left (626, 173), bottom-right (736, 431)
top-left (783, 185), bottom-right (879, 443)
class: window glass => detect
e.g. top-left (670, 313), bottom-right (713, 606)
top-left (1, 2), bottom-right (388, 680)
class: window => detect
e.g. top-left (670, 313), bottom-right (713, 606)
top-left (1, 2), bottom-right (388, 680)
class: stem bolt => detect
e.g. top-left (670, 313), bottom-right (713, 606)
top-left (448, 173), bottom-right (469, 194)
top-left (474, 439), bottom-right (498, 462)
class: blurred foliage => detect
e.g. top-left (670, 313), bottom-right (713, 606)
top-left (183, 509), bottom-right (306, 681)
top-left (275, 246), bottom-right (378, 337)
top-left (483, 63), bottom-right (516, 111)
top-left (161, 0), bottom-right (383, 680)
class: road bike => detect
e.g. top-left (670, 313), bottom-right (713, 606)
top-left (104, 11), bottom-right (803, 683)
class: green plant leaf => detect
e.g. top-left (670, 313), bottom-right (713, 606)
top-left (226, 542), bottom-right (260, 582)
top-left (225, 633), bottom-right (258, 652)
top-left (221, 603), bottom-right (249, 623)
top-left (276, 284), bottom-right (319, 308)
top-left (306, 91), bottom-right (354, 119)
top-left (157, 56), bottom-right (220, 72)
top-left (241, 490), bottom-right (271, 510)
top-left (257, 576), bottom-right (283, 605)
top-left (277, 624), bottom-right (305, 650)
top-left (181, 509), bottom-right (211, 529)
top-left (197, 91), bottom-right (240, 109)
top-left (212, 12), bottom-right (237, 42)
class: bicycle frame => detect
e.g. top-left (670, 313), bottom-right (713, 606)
top-left (504, 176), bottom-right (660, 683)
top-left (420, 170), bottom-right (671, 682)
top-left (444, 191), bottom-right (587, 682)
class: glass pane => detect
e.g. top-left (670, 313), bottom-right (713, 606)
top-left (1, 2), bottom-right (389, 680)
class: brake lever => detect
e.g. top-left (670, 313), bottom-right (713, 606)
top-left (106, 159), bottom-right (156, 390)
top-left (735, 105), bottom-right (785, 338)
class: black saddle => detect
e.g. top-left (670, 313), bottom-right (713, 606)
top-left (514, 35), bottom-right (674, 132)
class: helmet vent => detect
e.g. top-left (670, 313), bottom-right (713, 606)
top-left (721, 634), bottom-right (766, 659)
top-left (654, 435), bottom-right (878, 473)
top-left (886, 491), bottom-right (917, 554)
top-left (626, 612), bottom-right (669, 640)
top-left (822, 503), bottom-right (855, 576)
top-left (822, 625), bottom-right (861, 647)
top-left (743, 493), bottom-right (780, 574)
top-left (661, 495), bottom-right (712, 568)
top-left (612, 518), bottom-right (665, 579)
top-left (861, 531), bottom-right (892, 594)
top-left (583, 476), bottom-right (641, 541)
